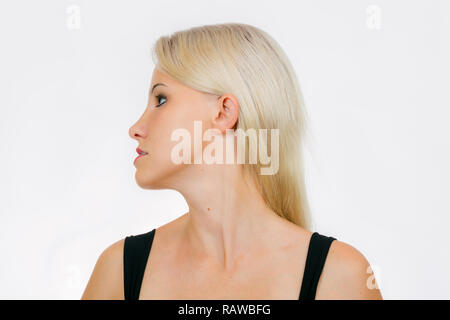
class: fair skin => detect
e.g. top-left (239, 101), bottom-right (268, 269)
top-left (81, 67), bottom-right (383, 300)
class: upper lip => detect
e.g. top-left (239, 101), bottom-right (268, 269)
top-left (136, 147), bottom-right (148, 155)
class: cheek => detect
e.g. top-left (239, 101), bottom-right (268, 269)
top-left (146, 114), bottom-right (191, 168)
top-left (145, 100), bottom-right (210, 168)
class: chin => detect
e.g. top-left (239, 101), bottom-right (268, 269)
top-left (134, 167), bottom-right (172, 190)
top-left (134, 171), bottom-right (157, 189)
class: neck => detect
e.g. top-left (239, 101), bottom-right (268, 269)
top-left (171, 164), bottom-right (278, 272)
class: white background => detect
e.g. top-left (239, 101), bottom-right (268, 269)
top-left (0, 0), bottom-right (449, 299)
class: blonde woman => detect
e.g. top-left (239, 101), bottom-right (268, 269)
top-left (82, 23), bottom-right (382, 300)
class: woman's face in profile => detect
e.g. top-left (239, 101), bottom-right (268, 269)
top-left (128, 67), bottom-right (220, 189)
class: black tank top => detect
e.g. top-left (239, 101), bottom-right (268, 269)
top-left (123, 229), bottom-right (336, 300)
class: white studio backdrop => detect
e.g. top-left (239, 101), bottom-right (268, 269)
top-left (0, 0), bottom-right (449, 299)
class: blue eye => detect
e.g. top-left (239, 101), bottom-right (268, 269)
top-left (155, 94), bottom-right (166, 108)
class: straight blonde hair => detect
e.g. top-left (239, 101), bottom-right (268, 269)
top-left (151, 23), bottom-right (312, 231)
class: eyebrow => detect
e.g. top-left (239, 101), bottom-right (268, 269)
top-left (151, 82), bottom-right (167, 94)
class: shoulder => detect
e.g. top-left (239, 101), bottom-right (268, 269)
top-left (81, 238), bottom-right (125, 300)
top-left (315, 238), bottom-right (383, 300)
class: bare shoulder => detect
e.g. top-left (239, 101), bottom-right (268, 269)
top-left (81, 238), bottom-right (125, 300)
top-left (315, 239), bottom-right (383, 300)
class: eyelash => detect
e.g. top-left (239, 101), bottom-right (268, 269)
top-left (155, 94), bottom-right (167, 108)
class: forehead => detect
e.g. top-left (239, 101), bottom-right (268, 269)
top-left (151, 67), bottom-right (175, 86)
top-left (149, 66), bottom-right (218, 102)
top-left (149, 67), bottom-right (195, 96)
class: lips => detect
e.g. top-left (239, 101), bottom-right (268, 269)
top-left (136, 147), bottom-right (148, 155)
top-left (134, 147), bottom-right (149, 165)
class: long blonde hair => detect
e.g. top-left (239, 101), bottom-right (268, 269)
top-left (151, 23), bottom-right (312, 230)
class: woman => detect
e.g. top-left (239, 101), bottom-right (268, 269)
top-left (82, 23), bottom-right (382, 300)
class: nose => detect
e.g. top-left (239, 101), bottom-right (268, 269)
top-left (128, 121), bottom-right (147, 141)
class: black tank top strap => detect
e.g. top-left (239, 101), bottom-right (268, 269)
top-left (299, 231), bottom-right (337, 300)
top-left (123, 228), bottom-right (156, 300)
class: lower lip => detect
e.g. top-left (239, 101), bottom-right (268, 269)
top-left (134, 154), bottom-right (148, 164)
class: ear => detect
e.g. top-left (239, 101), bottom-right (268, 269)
top-left (212, 94), bottom-right (239, 133)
